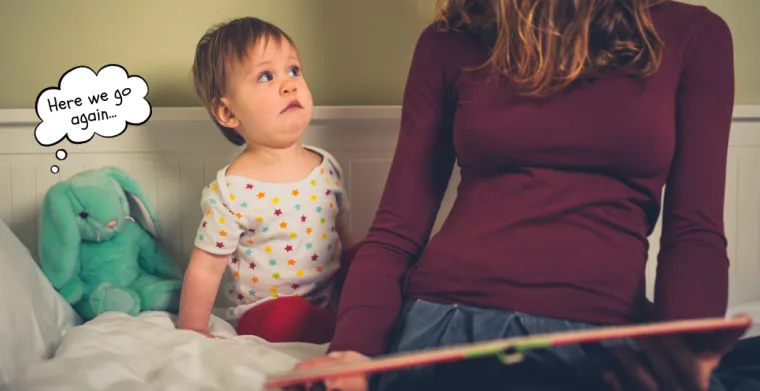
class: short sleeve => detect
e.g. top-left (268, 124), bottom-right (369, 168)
top-left (324, 153), bottom-right (351, 215)
top-left (193, 182), bottom-right (247, 255)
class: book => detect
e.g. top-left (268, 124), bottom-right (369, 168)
top-left (264, 314), bottom-right (753, 389)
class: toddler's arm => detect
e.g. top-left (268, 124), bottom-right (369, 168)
top-left (177, 181), bottom-right (249, 336)
top-left (177, 248), bottom-right (228, 335)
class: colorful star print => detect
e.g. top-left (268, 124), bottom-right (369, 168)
top-left (193, 146), bottom-right (351, 322)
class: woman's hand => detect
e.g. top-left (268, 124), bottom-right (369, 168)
top-left (603, 326), bottom-right (746, 391)
top-left (286, 351), bottom-right (370, 391)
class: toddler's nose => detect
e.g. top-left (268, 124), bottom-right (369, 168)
top-left (281, 81), bottom-right (297, 94)
top-left (107, 220), bottom-right (117, 228)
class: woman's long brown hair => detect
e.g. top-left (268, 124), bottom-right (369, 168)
top-left (435, 0), bottom-right (669, 97)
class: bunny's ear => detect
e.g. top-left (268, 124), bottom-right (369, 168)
top-left (38, 181), bottom-right (81, 290)
top-left (99, 166), bottom-right (161, 239)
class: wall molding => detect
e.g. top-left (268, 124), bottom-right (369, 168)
top-left (0, 106), bottom-right (404, 125)
top-left (2, 104), bottom-right (757, 155)
top-left (733, 105), bottom-right (760, 120)
top-left (0, 106), bottom-right (405, 155)
top-left (0, 104), bottom-right (757, 125)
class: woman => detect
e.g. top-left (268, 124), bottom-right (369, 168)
top-left (297, 0), bottom-right (741, 390)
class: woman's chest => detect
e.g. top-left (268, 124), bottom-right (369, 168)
top-left (451, 69), bottom-right (680, 179)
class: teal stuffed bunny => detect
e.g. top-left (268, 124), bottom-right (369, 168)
top-left (38, 166), bottom-right (183, 321)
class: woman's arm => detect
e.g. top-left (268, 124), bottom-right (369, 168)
top-left (328, 25), bottom-right (459, 357)
top-left (653, 8), bottom-right (734, 321)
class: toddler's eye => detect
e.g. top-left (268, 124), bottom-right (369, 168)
top-left (257, 72), bottom-right (273, 82)
top-left (288, 66), bottom-right (300, 77)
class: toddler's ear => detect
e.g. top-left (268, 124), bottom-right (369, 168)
top-left (212, 97), bottom-right (240, 129)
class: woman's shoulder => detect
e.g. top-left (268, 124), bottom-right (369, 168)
top-left (651, 1), bottom-right (732, 48)
top-left (652, 0), bottom-right (725, 20)
top-left (413, 21), bottom-right (487, 61)
top-left (416, 21), bottom-right (480, 45)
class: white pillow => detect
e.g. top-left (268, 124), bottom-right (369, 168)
top-left (0, 218), bottom-right (81, 388)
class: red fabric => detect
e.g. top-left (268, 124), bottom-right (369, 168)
top-left (329, 2), bottom-right (735, 357)
top-left (235, 244), bottom-right (360, 344)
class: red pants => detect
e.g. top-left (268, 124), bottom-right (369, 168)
top-left (235, 243), bottom-right (361, 344)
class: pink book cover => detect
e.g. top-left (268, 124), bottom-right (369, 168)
top-left (265, 315), bottom-right (753, 389)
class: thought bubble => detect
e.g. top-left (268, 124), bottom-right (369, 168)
top-left (34, 64), bottom-right (152, 173)
top-left (50, 149), bottom-right (67, 174)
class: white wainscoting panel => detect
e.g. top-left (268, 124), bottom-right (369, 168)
top-left (1, 105), bottom-right (759, 320)
top-left (0, 107), bottom-right (403, 272)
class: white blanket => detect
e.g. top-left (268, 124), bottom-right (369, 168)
top-left (8, 311), bottom-right (328, 391)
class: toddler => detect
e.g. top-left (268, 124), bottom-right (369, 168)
top-left (177, 17), bottom-right (357, 344)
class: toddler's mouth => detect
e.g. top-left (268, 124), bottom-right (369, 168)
top-left (281, 100), bottom-right (302, 113)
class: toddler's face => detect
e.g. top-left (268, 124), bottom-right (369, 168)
top-left (220, 37), bottom-right (314, 148)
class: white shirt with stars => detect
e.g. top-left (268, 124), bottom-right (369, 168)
top-left (194, 145), bottom-right (351, 321)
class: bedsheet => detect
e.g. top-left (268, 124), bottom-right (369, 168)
top-left (6, 311), bottom-right (328, 391)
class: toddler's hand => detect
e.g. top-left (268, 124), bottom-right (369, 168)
top-left (287, 351), bottom-right (370, 391)
top-left (194, 330), bottom-right (216, 339)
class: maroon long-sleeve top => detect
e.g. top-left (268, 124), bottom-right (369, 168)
top-left (330, 1), bottom-right (735, 357)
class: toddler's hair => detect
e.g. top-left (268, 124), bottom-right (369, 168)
top-left (192, 17), bottom-right (296, 146)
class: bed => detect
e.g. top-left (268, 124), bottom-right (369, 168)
top-left (10, 312), bottom-right (327, 391)
top-left (0, 215), bottom-right (328, 391)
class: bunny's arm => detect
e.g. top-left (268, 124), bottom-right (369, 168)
top-left (132, 222), bottom-right (183, 280)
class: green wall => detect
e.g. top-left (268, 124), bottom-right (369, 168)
top-left (1, 0), bottom-right (757, 109)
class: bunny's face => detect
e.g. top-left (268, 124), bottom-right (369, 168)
top-left (68, 172), bottom-right (131, 242)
